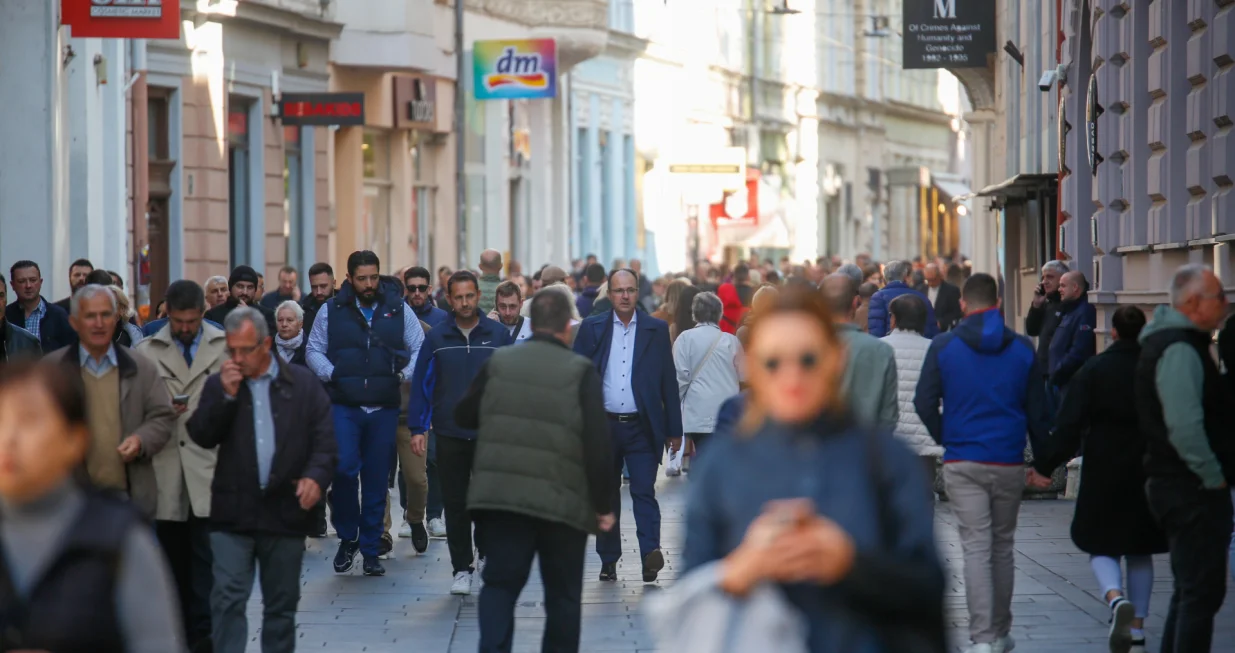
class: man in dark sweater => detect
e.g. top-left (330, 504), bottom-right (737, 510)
top-left (455, 287), bottom-right (614, 653)
top-left (203, 266), bottom-right (278, 336)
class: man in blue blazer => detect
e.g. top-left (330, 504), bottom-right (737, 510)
top-left (573, 268), bottom-right (682, 583)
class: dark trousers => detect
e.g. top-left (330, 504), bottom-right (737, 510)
top-left (210, 531), bottom-right (305, 653)
top-left (438, 434), bottom-right (485, 572)
top-left (686, 431), bottom-right (711, 455)
top-left (156, 512), bottom-right (213, 647)
top-left (329, 405), bottom-right (399, 558)
top-left (597, 419), bottom-right (660, 564)
top-left (399, 430), bottom-right (443, 520)
top-left (1146, 477), bottom-right (1234, 653)
top-left (475, 510), bottom-right (588, 653)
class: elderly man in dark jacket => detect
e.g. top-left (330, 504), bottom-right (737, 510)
top-left (1025, 260), bottom-right (1069, 375)
top-left (1046, 271), bottom-right (1096, 398)
top-left (455, 288), bottom-right (614, 653)
top-left (188, 307), bottom-right (336, 653)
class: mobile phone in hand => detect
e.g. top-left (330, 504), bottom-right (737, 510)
top-left (172, 394), bottom-right (190, 406)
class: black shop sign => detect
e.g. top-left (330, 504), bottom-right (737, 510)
top-left (280, 92), bottom-right (366, 127)
top-left (902, 0), bottom-right (996, 69)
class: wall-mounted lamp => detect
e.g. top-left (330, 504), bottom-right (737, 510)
top-left (1003, 40), bottom-right (1024, 67)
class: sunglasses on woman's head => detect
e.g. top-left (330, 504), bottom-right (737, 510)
top-left (761, 351), bottom-right (820, 373)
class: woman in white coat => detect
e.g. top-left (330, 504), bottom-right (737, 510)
top-left (672, 292), bottom-right (744, 464)
top-left (881, 293), bottom-right (944, 492)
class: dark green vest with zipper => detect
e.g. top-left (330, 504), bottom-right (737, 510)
top-left (467, 339), bottom-right (597, 534)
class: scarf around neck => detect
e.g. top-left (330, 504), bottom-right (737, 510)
top-left (276, 332), bottom-right (303, 362)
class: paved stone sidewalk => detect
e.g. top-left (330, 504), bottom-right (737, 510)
top-left (243, 474), bottom-right (1235, 652)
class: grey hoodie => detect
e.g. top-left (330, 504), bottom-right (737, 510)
top-left (1139, 305), bottom-right (1226, 488)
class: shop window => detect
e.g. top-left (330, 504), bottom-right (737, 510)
top-left (228, 98), bottom-right (251, 267)
top-left (410, 136), bottom-right (435, 266)
top-left (363, 131), bottom-right (392, 263)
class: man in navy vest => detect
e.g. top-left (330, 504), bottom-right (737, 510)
top-left (306, 250), bottom-right (424, 578)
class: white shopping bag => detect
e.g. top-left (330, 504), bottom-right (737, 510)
top-left (666, 446), bottom-right (684, 476)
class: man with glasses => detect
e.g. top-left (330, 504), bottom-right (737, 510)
top-left (6, 260), bottom-right (76, 353)
top-left (403, 266), bottom-right (449, 328)
top-left (572, 268), bottom-right (681, 583)
top-left (1136, 264), bottom-right (1235, 652)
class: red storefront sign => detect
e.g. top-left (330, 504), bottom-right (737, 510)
top-left (62, 0), bottom-right (181, 39)
top-left (279, 93), bottom-right (366, 127)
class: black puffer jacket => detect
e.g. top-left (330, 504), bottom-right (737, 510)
top-left (1024, 292), bottom-right (1063, 374)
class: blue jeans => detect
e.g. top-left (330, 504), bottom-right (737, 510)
top-left (329, 406), bottom-right (399, 558)
top-left (596, 420), bottom-right (660, 564)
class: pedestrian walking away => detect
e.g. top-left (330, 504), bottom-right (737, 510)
top-left (573, 268), bottom-right (682, 583)
top-left (307, 250), bottom-right (424, 577)
top-left (0, 360), bottom-right (183, 653)
top-left (1029, 305), bottom-right (1166, 653)
top-left (672, 291), bottom-right (743, 458)
top-left (1135, 264), bottom-right (1235, 653)
top-left (408, 269), bottom-right (514, 595)
top-left (820, 274), bottom-right (898, 431)
top-left (882, 294), bottom-right (943, 495)
top-left (915, 273), bottom-right (1051, 653)
top-left (137, 280), bottom-right (232, 653)
top-left (187, 307), bottom-right (337, 653)
top-left (455, 287), bottom-right (616, 653)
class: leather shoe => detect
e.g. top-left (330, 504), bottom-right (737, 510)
top-left (599, 562), bottom-right (617, 581)
top-left (642, 549), bottom-right (665, 582)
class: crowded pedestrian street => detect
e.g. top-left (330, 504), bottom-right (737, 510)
top-left (238, 477), bottom-right (1235, 653)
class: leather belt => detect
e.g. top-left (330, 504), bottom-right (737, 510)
top-left (606, 412), bottom-right (640, 423)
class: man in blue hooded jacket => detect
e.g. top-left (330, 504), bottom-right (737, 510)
top-left (407, 270), bottom-right (513, 596)
top-left (914, 273), bottom-right (1050, 653)
top-left (306, 250), bottom-right (424, 578)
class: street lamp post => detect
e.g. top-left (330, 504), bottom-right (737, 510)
top-left (455, 0), bottom-right (467, 270)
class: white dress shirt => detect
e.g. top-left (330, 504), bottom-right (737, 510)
top-left (927, 285), bottom-right (940, 306)
top-left (602, 311), bottom-right (638, 414)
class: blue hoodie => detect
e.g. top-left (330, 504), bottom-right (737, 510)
top-left (406, 313), bottom-right (513, 440)
top-left (914, 308), bottom-right (1050, 465)
top-left (411, 301), bottom-right (450, 329)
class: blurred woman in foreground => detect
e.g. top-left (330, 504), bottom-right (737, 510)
top-left (679, 287), bottom-right (945, 652)
top-left (0, 361), bottom-right (182, 652)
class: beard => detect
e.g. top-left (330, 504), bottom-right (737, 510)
top-left (357, 288), bottom-right (378, 303)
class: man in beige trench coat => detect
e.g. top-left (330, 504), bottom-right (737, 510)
top-left (137, 280), bottom-right (230, 653)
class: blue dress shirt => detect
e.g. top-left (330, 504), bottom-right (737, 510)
top-left (603, 311), bottom-right (638, 413)
top-left (79, 344), bottom-right (118, 378)
top-left (246, 356), bottom-right (279, 490)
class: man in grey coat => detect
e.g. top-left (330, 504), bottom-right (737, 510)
top-left (821, 274), bottom-right (898, 430)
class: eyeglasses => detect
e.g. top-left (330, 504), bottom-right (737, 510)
top-left (611, 287), bottom-right (638, 296)
top-left (761, 352), bottom-right (820, 374)
top-left (406, 284), bottom-right (430, 294)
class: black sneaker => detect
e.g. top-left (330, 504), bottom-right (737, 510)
top-left (377, 532), bottom-right (394, 558)
top-left (363, 556), bottom-right (386, 577)
top-left (642, 549), bottom-right (665, 582)
top-left (410, 522), bottom-right (429, 554)
top-left (333, 540), bottom-right (360, 574)
top-left (599, 562), bottom-right (617, 582)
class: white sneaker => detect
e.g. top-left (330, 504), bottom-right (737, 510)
top-left (428, 517), bottom-right (447, 539)
top-left (963, 644), bottom-right (993, 653)
top-left (1109, 598), bottom-right (1135, 653)
top-left (397, 521), bottom-right (413, 538)
top-left (993, 635), bottom-right (1015, 653)
top-left (451, 571), bottom-right (472, 595)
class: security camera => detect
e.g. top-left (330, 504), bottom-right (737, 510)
top-left (1038, 69), bottom-right (1057, 92)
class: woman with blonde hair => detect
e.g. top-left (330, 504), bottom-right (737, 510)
top-left (676, 286), bottom-right (946, 653)
top-left (109, 285), bottom-right (145, 347)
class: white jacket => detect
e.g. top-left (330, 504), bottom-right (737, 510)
top-left (673, 323), bottom-right (744, 434)
top-left (882, 329), bottom-right (944, 457)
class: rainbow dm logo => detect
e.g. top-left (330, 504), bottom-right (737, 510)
top-left (473, 39), bottom-right (558, 100)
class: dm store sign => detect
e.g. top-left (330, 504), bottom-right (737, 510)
top-left (473, 39), bottom-right (558, 100)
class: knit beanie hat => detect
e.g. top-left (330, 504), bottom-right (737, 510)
top-left (229, 265), bottom-right (259, 288)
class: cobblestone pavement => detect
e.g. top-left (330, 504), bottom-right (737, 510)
top-left (243, 472), bottom-right (1235, 652)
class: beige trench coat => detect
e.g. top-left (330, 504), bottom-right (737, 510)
top-left (135, 323), bottom-right (229, 521)
top-left (54, 344), bottom-right (177, 519)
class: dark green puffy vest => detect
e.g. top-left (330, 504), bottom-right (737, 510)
top-left (467, 339), bottom-right (597, 534)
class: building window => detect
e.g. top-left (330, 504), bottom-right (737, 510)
top-left (600, 130), bottom-right (613, 262)
top-left (577, 127), bottom-right (591, 255)
top-left (284, 126), bottom-right (303, 275)
top-left (363, 131), bottom-right (392, 264)
top-left (410, 135), bottom-right (435, 266)
top-left (228, 99), bottom-right (251, 267)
